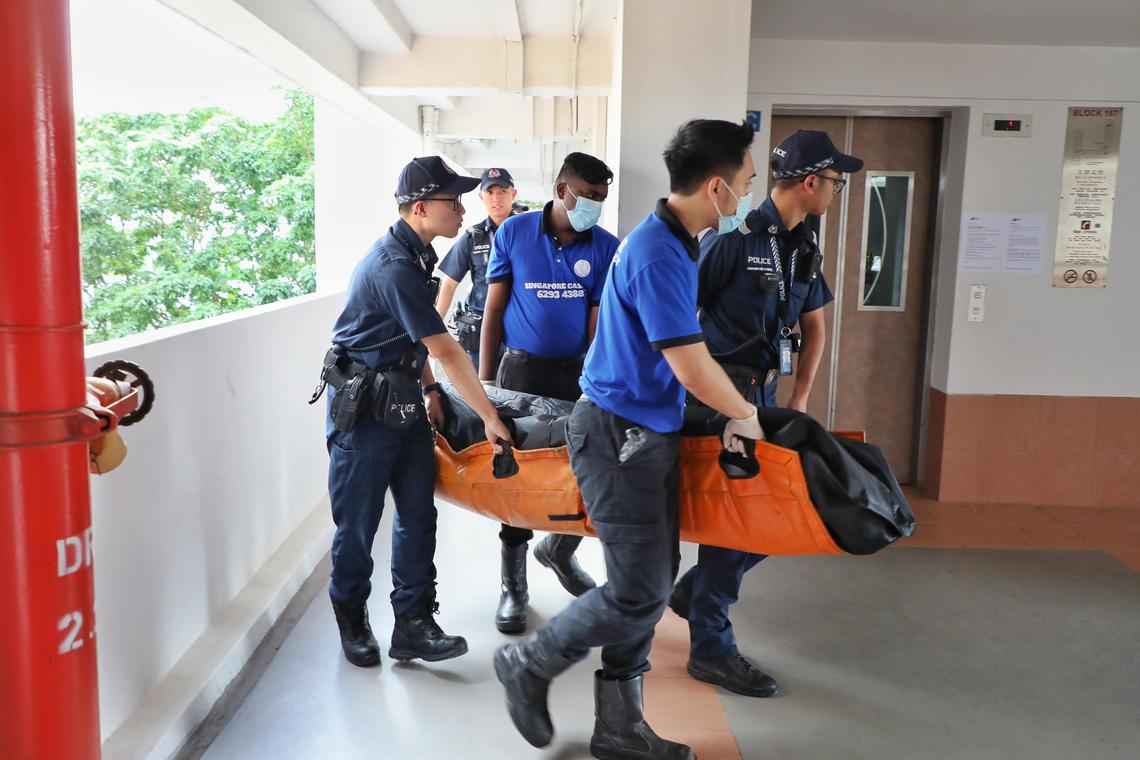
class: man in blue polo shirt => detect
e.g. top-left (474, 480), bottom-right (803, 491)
top-left (668, 130), bottom-right (863, 699)
top-left (321, 156), bottom-right (513, 669)
top-left (494, 120), bottom-right (763, 759)
top-left (478, 153), bottom-right (620, 635)
top-left (435, 167), bottom-right (518, 370)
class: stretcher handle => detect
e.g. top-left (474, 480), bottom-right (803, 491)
top-left (492, 439), bottom-right (520, 479)
top-left (718, 437), bottom-right (760, 479)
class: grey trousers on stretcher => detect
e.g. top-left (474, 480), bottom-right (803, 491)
top-left (543, 398), bottom-right (681, 679)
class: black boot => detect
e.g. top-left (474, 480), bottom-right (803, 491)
top-left (496, 541), bottom-right (529, 634)
top-left (534, 533), bottom-right (596, 597)
top-left (389, 590), bottom-right (468, 662)
top-left (494, 629), bottom-right (576, 748)
top-left (668, 566), bottom-right (695, 620)
top-left (331, 599), bottom-right (380, 668)
top-left (590, 671), bottom-right (696, 760)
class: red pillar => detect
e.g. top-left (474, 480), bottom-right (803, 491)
top-left (0, 0), bottom-right (102, 758)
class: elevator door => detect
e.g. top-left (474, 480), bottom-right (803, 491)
top-left (772, 115), bottom-right (941, 483)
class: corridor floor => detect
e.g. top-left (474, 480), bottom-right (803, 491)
top-left (190, 490), bottom-right (1140, 760)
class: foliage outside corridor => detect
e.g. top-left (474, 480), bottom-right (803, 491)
top-left (77, 90), bottom-right (315, 344)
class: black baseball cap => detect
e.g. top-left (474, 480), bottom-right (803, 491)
top-left (480, 167), bottom-right (514, 191)
top-left (771, 130), bottom-right (863, 179)
top-left (395, 156), bottom-right (479, 204)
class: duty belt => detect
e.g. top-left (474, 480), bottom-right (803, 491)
top-left (506, 348), bottom-right (583, 367)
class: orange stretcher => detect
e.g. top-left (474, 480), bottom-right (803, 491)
top-left (435, 431), bottom-right (868, 556)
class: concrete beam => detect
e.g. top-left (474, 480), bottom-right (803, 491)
top-left (157, 0), bottom-right (421, 135)
top-left (368, 0), bottom-right (413, 53)
top-left (489, 0), bottom-right (523, 43)
top-left (360, 35), bottom-right (612, 97)
top-left (434, 95), bottom-right (607, 143)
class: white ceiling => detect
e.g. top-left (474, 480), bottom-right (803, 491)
top-left (751, 0), bottom-right (1140, 48)
top-left (313, 0), bottom-right (618, 54)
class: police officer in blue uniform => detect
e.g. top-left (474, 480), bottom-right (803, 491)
top-left (318, 156), bottom-right (514, 668)
top-left (478, 153), bottom-right (620, 634)
top-left (435, 167), bottom-right (518, 370)
top-left (668, 130), bottom-right (863, 698)
top-left (494, 120), bottom-right (763, 759)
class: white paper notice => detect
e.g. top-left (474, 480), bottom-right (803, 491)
top-left (1005, 215), bottom-right (1046, 273)
top-left (959, 213), bottom-right (1045, 273)
top-left (960, 214), bottom-right (1006, 272)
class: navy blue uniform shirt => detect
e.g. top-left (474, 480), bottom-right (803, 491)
top-left (331, 218), bottom-right (447, 370)
top-left (486, 201), bottom-right (620, 359)
top-left (438, 216), bottom-right (497, 314)
top-left (581, 200), bottom-right (704, 434)
top-left (698, 197), bottom-right (833, 370)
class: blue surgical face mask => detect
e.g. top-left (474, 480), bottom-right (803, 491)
top-left (715, 182), bottom-right (752, 235)
top-left (564, 187), bottom-right (604, 232)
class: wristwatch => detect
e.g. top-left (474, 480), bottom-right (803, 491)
top-left (423, 382), bottom-right (443, 396)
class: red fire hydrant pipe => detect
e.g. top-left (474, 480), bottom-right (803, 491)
top-left (0, 0), bottom-right (103, 757)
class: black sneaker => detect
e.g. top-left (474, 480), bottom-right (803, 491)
top-left (687, 655), bottom-right (779, 698)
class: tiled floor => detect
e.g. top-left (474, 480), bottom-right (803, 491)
top-left (191, 489), bottom-right (1140, 760)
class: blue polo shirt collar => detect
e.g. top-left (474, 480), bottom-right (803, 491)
top-left (653, 199), bottom-right (700, 261)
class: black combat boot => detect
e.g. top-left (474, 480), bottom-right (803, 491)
top-left (493, 629), bottom-right (577, 748)
top-left (331, 599), bottom-right (381, 668)
top-left (589, 671), bottom-right (696, 760)
top-left (534, 533), bottom-right (597, 597)
top-left (388, 590), bottom-right (468, 662)
top-left (667, 566), bottom-right (695, 620)
top-left (496, 541), bottom-right (529, 634)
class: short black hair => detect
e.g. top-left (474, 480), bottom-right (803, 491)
top-left (664, 120), bottom-right (755, 194)
top-left (555, 152), bottom-right (614, 186)
top-left (398, 201), bottom-right (414, 215)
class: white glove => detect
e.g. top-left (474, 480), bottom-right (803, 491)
top-left (722, 407), bottom-right (763, 453)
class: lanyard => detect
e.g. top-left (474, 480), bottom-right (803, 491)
top-left (767, 231), bottom-right (797, 324)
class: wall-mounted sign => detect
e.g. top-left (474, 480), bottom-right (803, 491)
top-left (1053, 107), bottom-right (1123, 288)
top-left (746, 110), bottom-right (761, 132)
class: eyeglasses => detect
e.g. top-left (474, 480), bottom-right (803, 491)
top-left (422, 196), bottom-right (463, 210)
top-left (814, 175), bottom-right (847, 193)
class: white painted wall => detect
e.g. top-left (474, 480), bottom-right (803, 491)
top-left (608, 0), bottom-right (753, 236)
top-left (315, 98), bottom-right (474, 294)
top-left (87, 293), bottom-right (341, 742)
top-left (748, 38), bottom-right (1140, 397)
top-left (314, 98), bottom-right (425, 292)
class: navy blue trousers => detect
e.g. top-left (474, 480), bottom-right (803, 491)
top-left (326, 395), bottom-right (437, 616)
top-left (682, 377), bottom-right (779, 660)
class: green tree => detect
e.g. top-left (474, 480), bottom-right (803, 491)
top-left (77, 89), bottom-right (315, 343)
